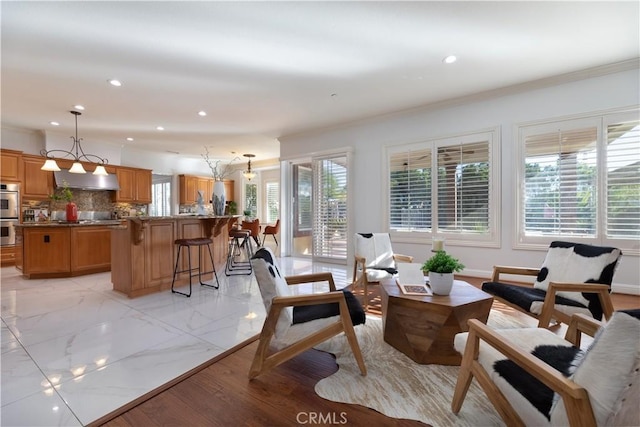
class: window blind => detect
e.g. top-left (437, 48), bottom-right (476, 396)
top-left (606, 120), bottom-right (640, 238)
top-left (523, 127), bottom-right (597, 237)
top-left (313, 156), bottom-right (348, 260)
top-left (265, 182), bottom-right (279, 224)
top-left (437, 141), bottom-right (490, 233)
top-left (389, 148), bottom-right (432, 232)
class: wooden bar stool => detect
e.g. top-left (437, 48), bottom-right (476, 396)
top-left (171, 237), bottom-right (220, 297)
top-left (226, 228), bottom-right (253, 276)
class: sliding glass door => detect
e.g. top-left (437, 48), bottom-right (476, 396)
top-left (290, 153), bottom-right (349, 263)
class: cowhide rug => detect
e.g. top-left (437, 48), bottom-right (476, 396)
top-left (314, 310), bottom-right (531, 426)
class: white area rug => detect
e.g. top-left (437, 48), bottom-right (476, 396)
top-left (314, 310), bottom-right (530, 426)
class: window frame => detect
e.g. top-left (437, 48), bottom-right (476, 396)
top-left (514, 108), bottom-right (640, 255)
top-left (385, 127), bottom-right (501, 248)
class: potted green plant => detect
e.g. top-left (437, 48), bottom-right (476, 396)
top-left (421, 251), bottom-right (465, 295)
top-left (49, 180), bottom-right (78, 222)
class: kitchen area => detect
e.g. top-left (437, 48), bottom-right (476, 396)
top-left (0, 148), bottom-right (237, 293)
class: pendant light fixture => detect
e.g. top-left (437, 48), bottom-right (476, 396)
top-left (40, 111), bottom-right (109, 175)
top-left (243, 154), bottom-right (256, 181)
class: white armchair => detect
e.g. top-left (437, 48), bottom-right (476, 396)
top-left (352, 233), bottom-right (413, 310)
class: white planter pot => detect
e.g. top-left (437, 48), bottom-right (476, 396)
top-left (212, 180), bottom-right (226, 216)
top-left (429, 272), bottom-right (454, 295)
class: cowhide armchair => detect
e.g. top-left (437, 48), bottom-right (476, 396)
top-left (352, 233), bottom-right (413, 310)
top-left (249, 247), bottom-right (367, 379)
top-left (481, 241), bottom-right (620, 328)
top-left (452, 310), bottom-right (640, 427)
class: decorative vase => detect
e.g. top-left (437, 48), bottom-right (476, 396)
top-left (429, 272), bottom-right (454, 295)
top-left (212, 180), bottom-right (226, 216)
top-left (66, 202), bottom-right (78, 222)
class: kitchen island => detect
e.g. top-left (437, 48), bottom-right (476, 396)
top-left (15, 220), bottom-right (122, 279)
top-left (111, 215), bottom-right (238, 298)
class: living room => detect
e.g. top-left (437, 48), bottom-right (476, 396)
top-left (1, 2), bottom-right (639, 426)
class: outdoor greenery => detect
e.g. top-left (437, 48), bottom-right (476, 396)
top-left (421, 250), bottom-right (465, 274)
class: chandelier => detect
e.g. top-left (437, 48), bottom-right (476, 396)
top-left (243, 154), bottom-right (256, 180)
top-left (40, 111), bottom-right (109, 175)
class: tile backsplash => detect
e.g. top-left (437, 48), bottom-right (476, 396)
top-left (23, 189), bottom-right (148, 222)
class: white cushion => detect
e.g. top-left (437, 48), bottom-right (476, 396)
top-left (530, 301), bottom-right (592, 318)
top-left (354, 233), bottom-right (394, 269)
top-left (550, 311), bottom-right (640, 426)
top-left (251, 247), bottom-right (293, 338)
top-left (533, 243), bottom-right (621, 307)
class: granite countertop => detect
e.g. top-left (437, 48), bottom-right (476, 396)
top-left (16, 220), bottom-right (124, 228)
top-left (121, 214), bottom-right (241, 221)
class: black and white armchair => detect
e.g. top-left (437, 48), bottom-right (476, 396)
top-left (352, 233), bottom-right (413, 310)
top-left (481, 241), bottom-right (621, 328)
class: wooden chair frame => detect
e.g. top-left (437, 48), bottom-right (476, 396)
top-left (489, 265), bottom-right (615, 328)
top-left (452, 314), bottom-right (603, 427)
top-left (352, 253), bottom-right (413, 310)
top-left (249, 272), bottom-right (367, 379)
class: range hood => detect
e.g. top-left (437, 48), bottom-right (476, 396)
top-left (54, 169), bottom-right (120, 191)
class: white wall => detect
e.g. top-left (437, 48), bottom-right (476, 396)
top-left (280, 68), bottom-right (640, 293)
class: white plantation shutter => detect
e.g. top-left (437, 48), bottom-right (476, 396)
top-left (606, 120), bottom-right (640, 238)
top-left (389, 148), bottom-right (432, 232)
top-left (523, 127), bottom-right (598, 237)
top-left (265, 182), bottom-right (279, 224)
top-left (437, 141), bottom-right (490, 234)
top-left (313, 155), bottom-right (348, 260)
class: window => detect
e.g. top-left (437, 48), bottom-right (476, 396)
top-left (517, 110), bottom-right (639, 253)
top-left (265, 181), bottom-right (279, 224)
top-left (150, 174), bottom-right (171, 216)
top-left (387, 129), bottom-right (499, 246)
top-left (244, 183), bottom-right (257, 218)
top-left (313, 155), bottom-right (348, 261)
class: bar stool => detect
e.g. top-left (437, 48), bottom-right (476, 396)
top-left (226, 228), bottom-right (253, 276)
top-left (171, 237), bottom-right (220, 297)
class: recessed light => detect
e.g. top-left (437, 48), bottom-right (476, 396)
top-left (156, 126), bottom-right (164, 131)
top-left (108, 79), bottom-right (122, 87)
top-left (198, 111), bottom-right (207, 117)
top-left (50, 121), bottom-right (60, 126)
top-left (443, 55), bottom-right (457, 64)
top-left (126, 137), bottom-right (134, 142)
top-left (73, 105), bottom-right (85, 110)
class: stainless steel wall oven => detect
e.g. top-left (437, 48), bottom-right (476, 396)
top-left (0, 183), bottom-right (20, 246)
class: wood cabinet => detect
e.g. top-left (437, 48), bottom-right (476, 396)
top-left (179, 174), bottom-right (212, 204)
top-left (0, 246), bottom-right (16, 267)
top-left (224, 180), bottom-right (234, 202)
top-left (0, 149), bottom-right (22, 182)
top-left (23, 227), bottom-right (71, 275)
top-left (114, 167), bottom-right (152, 204)
top-left (18, 225), bottom-right (112, 278)
top-left (179, 175), bottom-right (234, 204)
top-left (22, 154), bottom-right (54, 200)
top-left (111, 217), bottom-right (233, 298)
top-left (71, 226), bottom-right (111, 273)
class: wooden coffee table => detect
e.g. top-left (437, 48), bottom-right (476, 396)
top-left (380, 278), bottom-right (493, 365)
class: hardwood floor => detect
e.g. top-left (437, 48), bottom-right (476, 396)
top-left (100, 276), bottom-right (639, 427)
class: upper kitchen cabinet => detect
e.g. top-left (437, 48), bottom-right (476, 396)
top-left (21, 154), bottom-right (54, 200)
top-left (0, 149), bottom-right (23, 182)
top-left (179, 174), bottom-right (213, 204)
top-left (223, 180), bottom-right (234, 202)
top-left (115, 167), bottom-right (152, 204)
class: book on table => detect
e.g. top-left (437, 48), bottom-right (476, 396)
top-left (396, 263), bottom-right (432, 296)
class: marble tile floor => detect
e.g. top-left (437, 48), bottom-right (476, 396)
top-left (1, 256), bottom-right (350, 426)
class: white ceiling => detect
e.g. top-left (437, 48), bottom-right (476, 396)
top-left (1, 1), bottom-right (638, 162)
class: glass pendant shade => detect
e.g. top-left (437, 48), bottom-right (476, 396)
top-left (243, 171), bottom-right (256, 180)
top-left (93, 165), bottom-right (109, 176)
top-left (41, 159), bottom-right (61, 171)
top-left (69, 162), bottom-right (87, 174)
